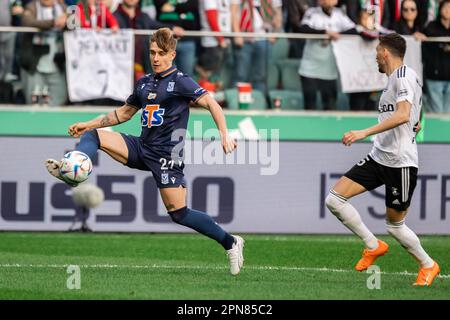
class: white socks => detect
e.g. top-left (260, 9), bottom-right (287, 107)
top-left (386, 220), bottom-right (434, 268)
top-left (326, 191), bottom-right (379, 250)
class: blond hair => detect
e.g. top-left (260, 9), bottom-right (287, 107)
top-left (150, 28), bottom-right (177, 53)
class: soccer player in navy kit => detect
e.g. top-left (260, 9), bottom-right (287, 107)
top-left (45, 28), bottom-right (244, 276)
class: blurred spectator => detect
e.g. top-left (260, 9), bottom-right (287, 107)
top-left (20, 0), bottom-right (68, 106)
top-left (154, 0), bottom-right (200, 75)
top-left (196, 0), bottom-right (231, 90)
top-left (140, 0), bottom-right (156, 20)
top-left (341, 0), bottom-right (388, 31)
top-left (64, 0), bottom-right (79, 5)
top-left (114, 0), bottom-right (183, 80)
top-left (349, 7), bottom-right (382, 111)
top-left (285, 0), bottom-right (316, 57)
top-left (104, 0), bottom-right (122, 11)
top-left (383, 0), bottom-right (428, 30)
top-left (426, 0), bottom-right (442, 26)
top-left (77, 0), bottom-right (119, 30)
top-left (231, 0), bottom-right (283, 95)
top-left (423, 0), bottom-right (450, 113)
top-left (0, 0), bottom-right (23, 82)
top-left (298, 0), bottom-right (356, 110)
top-left (393, 0), bottom-right (427, 40)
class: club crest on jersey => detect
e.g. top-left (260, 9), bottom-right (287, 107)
top-left (142, 104), bottom-right (165, 127)
top-left (161, 173), bottom-right (169, 185)
top-left (167, 81), bottom-right (175, 92)
top-left (148, 92), bottom-right (157, 100)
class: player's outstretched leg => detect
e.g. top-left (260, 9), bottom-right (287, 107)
top-left (387, 219), bottom-right (440, 286)
top-left (45, 129), bottom-right (100, 187)
top-left (168, 206), bottom-right (245, 275)
top-left (326, 190), bottom-right (388, 271)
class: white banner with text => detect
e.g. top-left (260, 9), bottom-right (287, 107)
top-left (64, 29), bottom-right (134, 102)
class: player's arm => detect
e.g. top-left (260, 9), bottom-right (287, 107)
top-left (68, 104), bottom-right (139, 138)
top-left (194, 94), bottom-right (237, 154)
top-left (342, 101), bottom-right (411, 146)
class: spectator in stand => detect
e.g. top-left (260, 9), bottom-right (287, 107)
top-left (349, 7), bottom-right (383, 111)
top-left (231, 0), bottom-right (283, 96)
top-left (393, 0), bottom-right (427, 40)
top-left (77, 0), bottom-right (119, 30)
top-left (423, 0), bottom-right (450, 113)
top-left (196, 0), bottom-right (232, 90)
top-left (425, 0), bottom-right (442, 27)
top-left (285, 0), bottom-right (316, 57)
top-left (382, 0), bottom-right (428, 30)
top-left (1, 0), bottom-right (24, 83)
top-left (154, 0), bottom-right (200, 76)
top-left (113, 0), bottom-right (184, 81)
top-left (298, 0), bottom-right (356, 110)
top-left (20, 0), bottom-right (68, 106)
top-left (140, 0), bottom-right (157, 20)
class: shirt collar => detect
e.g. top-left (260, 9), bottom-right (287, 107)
top-left (155, 66), bottom-right (177, 78)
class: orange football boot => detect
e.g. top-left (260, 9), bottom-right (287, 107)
top-left (355, 240), bottom-right (389, 271)
top-left (413, 261), bottom-right (440, 286)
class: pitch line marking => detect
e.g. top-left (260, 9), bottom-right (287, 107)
top-left (0, 263), bottom-right (448, 279)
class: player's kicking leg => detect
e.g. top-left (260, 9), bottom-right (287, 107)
top-left (160, 187), bottom-right (245, 276)
top-left (45, 129), bottom-right (128, 186)
top-left (386, 207), bottom-right (440, 286)
top-left (326, 176), bottom-right (388, 271)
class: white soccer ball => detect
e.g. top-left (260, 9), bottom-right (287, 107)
top-left (59, 151), bottom-right (93, 184)
top-left (72, 184), bottom-right (104, 209)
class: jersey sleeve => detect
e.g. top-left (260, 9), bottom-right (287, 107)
top-left (175, 75), bottom-right (208, 102)
top-left (395, 73), bottom-right (415, 105)
top-left (126, 78), bottom-right (143, 109)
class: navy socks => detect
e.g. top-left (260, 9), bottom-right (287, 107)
top-left (169, 207), bottom-right (235, 250)
top-left (75, 130), bottom-right (100, 160)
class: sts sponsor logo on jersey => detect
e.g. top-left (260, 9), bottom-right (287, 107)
top-left (142, 104), bottom-right (165, 127)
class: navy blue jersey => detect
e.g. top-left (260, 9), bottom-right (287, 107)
top-left (126, 66), bottom-right (207, 156)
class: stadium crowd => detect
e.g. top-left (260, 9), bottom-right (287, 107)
top-left (0, 0), bottom-right (449, 112)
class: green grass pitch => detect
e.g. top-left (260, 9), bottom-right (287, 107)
top-left (0, 232), bottom-right (448, 300)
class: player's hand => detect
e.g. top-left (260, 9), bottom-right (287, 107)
top-left (342, 130), bottom-right (368, 146)
top-left (68, 122), bottom-right (89, 138)
top-left (221, 132), bottom-right (237, 154)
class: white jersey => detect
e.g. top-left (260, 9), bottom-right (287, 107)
top-left (370, 65), bottom-right (422, 168)
top-left (199, 0), bottom-right (231, 47)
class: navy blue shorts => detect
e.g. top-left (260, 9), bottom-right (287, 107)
top-left (120, 133), bottom-right (186, 189)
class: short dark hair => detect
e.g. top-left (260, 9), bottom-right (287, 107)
top-left (437, 0), bottom-right (450, 21)
top-left (150, 28), bottom-right (177, 53)
top-left (379, 33), bottom-right (407, 58)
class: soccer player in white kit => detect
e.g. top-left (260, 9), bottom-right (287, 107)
top-left (325, 33), bottom-right (440, 286)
